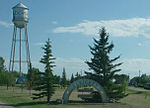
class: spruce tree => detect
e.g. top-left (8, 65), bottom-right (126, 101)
top-left (85, 27), bottom-right (125, 100)
top-left (70, 73), bottom-right (74, 83)
top-left (75, 72), bottom-right (81, 80)
top-left (61, 67), bottom-right (67, 88)
top-left (32, 38), bottom-right (55, 104)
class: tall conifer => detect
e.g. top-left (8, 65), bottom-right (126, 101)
top-left (70, 73), bottom-right (74, 83)
top-left (85, 27), bottom-right (125, 100)
top-left (32, 38), bottom-right (55, 104)
top-left (61, 67), bottom-right (67, 88)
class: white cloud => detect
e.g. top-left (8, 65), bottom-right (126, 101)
top-left (52, 21), bottom-right (58, 24)
top-left (31, 57), bottom-right (88, 79)
top-left (0, 21), bottom-right (13, 27)
top-left (34, 42), bottom-right (45, 46)
top-left (120, 58), bottom-right (150, 78)
top-left (138, 42), bottom-right (142, 47)
top-left (55, 57), bottom-right (88, 78)
top-left (52, 18), bottom-right (150, 38)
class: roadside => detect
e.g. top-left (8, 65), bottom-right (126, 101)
top-left (0, 101), bottom-right (13, 108)
top-left (128, 86), bottom-right (150, 93)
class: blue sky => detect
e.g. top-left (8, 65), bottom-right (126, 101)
top-left (1, 0), bottom-right (150, 79)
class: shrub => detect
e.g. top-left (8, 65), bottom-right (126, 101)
top-left (144, 85), bottom-right (150, 90)
top-left (137, 84), bottom-right (144, 88)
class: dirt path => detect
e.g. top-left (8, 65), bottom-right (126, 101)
top-left (0, 101), bottom-right (13, 108)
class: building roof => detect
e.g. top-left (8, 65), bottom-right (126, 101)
top-left (12, 3), bottom-right (28, 9)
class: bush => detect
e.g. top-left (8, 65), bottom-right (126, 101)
top-left (144, 85), bottom-right (150, 90)
top-left (79, 91), bottom-right (102, 103)
top-left (137, 84), bottom-right (144, 88)
top-left (91, 91), bottom-right (102, 103)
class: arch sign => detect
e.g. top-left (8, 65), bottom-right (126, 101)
top-left (62, 78), bottom-right (109, 104)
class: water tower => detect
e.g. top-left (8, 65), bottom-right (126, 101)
top-left (9, 3), bottom-right (31, 76)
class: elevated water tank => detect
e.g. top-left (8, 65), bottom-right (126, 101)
top-left (12, 3), bottom-right (28, 28)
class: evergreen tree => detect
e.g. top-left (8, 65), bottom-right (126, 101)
top-left (53, 75), bottom-right (61, 85)
top-left (85, 27), bottom-right (125, 100)
top-left (61, 67), bottom-right (67, 88)
top-left (114, 74), bottom-right (129, 84)
top-left (32, 38), bottom-right (55, 104)
top-left (70, 73), bottom-right (74, 83)
top-left (75, 72), bottom-right (81, 80)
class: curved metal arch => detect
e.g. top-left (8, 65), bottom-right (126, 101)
top-left (62, 78), bottom-right (109, 104)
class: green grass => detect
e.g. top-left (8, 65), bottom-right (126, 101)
top-left (0, 86), bottom-right (150, 108)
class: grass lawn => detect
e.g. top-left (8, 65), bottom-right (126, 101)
top-left (0, 86), bottom-right (150, 108)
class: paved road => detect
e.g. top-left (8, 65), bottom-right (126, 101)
top-left (128, 86), bottom-right (150, 93)
top-left (0, 101), bottom-right (13, 108)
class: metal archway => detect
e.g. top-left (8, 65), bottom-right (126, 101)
top-left (62, 78), bottom-right (109, 104)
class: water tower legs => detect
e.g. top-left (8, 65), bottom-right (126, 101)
top-left (9, 25), bottom-right (31, 76)
top-left (9, 26), bottom-right (17, 73)
top-left (19, 28), bottom-right (22, 76)
top-left (24, 25), bottom-right (31, 71)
